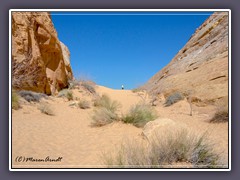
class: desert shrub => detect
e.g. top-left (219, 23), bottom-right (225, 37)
top-left (122, 104), bottom-right (158, 127)
top-left (132, 88), bottom-right (141, 93)
top-left (165, 92), bottom-right (184, 107)
top-left (149, 130), bottom-right (220, 168)
top-left (18, 90), bottom-right (47, 102)
top-left (102, 141), bottom-right (149, 168)
top-left (68, 79), bottom-right (96, 94)
top-left (91, 107), bottom-right (119, 127)
top-left (68, 79), bottom-right (80, 89)
top-left (210, 105), bottom-right (228, 123)
top-left (38, 103), bottom-right (54, 116)
top-left (58, 89), bottom-right (73, 101)
top-left (12, 90), bottom-right (20, 110)
top-left (93, 94), bottom-right (121, 113)
top-left (91, 94), bottom-right (121, 127)
top-left (81, 81), bottom-right (96, 94)
top-left (78, 99), bottom-right (91, 109)
top-left (104, 128), bottom-right (222, 168)
top-left (66, 91), bottom-right (73, 101)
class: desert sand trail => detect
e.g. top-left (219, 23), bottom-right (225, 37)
top-left (12, 86), bottom-right (145, 168)
top-left (96, 85), bottom-right (147, 114)
top-left (12, 85), bottom-right (228, 168)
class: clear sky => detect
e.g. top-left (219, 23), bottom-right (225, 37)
top-left (51, 11), bottom-right (212, 90)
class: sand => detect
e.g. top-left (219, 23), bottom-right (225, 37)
top-left (11, 85), bottom-right (228, 168)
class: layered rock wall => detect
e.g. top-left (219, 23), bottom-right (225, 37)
top-left (12, 12), bottom-right (73, 95)
top-left (143, 12), bottom-right (229, 103)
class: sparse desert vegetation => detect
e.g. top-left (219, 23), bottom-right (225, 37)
top-left (210, 104), bottom-right (228, 123)
top-left (93, 94), bottom-right (121, 112)
top-left (68, 79), bottom-right (96, 94)
top-left (122, 104), bottom-right (158, 127)
top-left (103, 128), bottom-right (222, 168)
top-left (12, 85), bottom-right (228, 168)
top-left (132, 88), bottom-right (142, 93)
top-left (81, 81), bottom-right (96, 94)
top-left (58, 89), bottom-right (73, 101)
top-left (91, 107), bottom-right (119, 127)
top-left (18, 90), bottom-right (47, 102)
top-left (91, 94), bottom-right (121, 126)
top-left (165, 92), bottom-right (184, 107)
top-left (78, 99), bottom-right (91, 109)
top-left (12, 90), bottom-right (20, 110)
top-left (68, 79), bottom-right (80, 89)
top-left (38, 103), bottom-right (55, 116)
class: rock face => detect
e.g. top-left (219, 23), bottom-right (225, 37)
top-left (143, 12), bottom-right (229, 104)
top-left (142, 118), bottom-right (186, 142)
top-left (12, 12), bottom-right (73, 95)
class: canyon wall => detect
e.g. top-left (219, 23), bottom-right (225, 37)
top-left (12, 12), bottom-right (73, 95)
top-left (143, 12), bottom-right (229, 104)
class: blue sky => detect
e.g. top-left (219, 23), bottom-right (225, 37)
top-left (51, 12), bottom-right (212, 89)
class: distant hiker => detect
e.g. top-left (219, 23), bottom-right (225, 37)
top-left (121, 85), bottom-right (124, 90)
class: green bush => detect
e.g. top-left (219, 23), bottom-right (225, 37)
top-left (122, 104), bottom-right (158, 127)
top-left (165, 92), bottom-right (184, 107)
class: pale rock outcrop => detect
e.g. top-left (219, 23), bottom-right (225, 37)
top-left (143, 12), bottom-right (229, 105)
top-left (142, 118), bottom-right (188, 141)
top-left (12, 12), bottom-right (73, 95)
top-left (60, 41), bottom-right (72, 78)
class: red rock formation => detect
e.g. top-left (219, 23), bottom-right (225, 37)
top-left (12, 12), bottom-right (73, 95)
top-left (143, 12), bottom-right (229, 104)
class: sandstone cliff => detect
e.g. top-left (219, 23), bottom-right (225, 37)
top-left (12, 12), bottom-right (73, 95)
top-left (143, 12), bottom-right (229, 104)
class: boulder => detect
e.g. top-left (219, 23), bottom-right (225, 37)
top-left (142, 118), bottom-right (187, 142)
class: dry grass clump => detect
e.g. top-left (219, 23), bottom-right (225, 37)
top-left (102, 140), bottom-right (149, 168)
top-left (91, 94), bottom-right (121, 127)
top-left (58, 89), bottom-right (73, 101)
top-left (122, 104), bottom-right (158, 128)
top-left (18, 90), bottom-right (47, 102)
top-left (210, 97), bottom-right (228, 123)
top-left (104, 128), bottom-right (222, 168)
top-left (78, 99), bottom-right (91, 109)
top-left (210, 105), bottom-right (228, 123)
top-left (81, 81), bottom-right (96, 94)
top-left (91, 107), bottom-right (119, 127)
top-left (68, 79), bottom-right (80, 89)
top-left (12, 90), bottom-right (20, 110)
top-left (132, 88), bottom-right (142, 93)
top-left (93, 94), bottom-right (121, 112)
top-left (68, 79), bottom-right (96, 94)
top-left (165, 92), bottom-right (184, 107)
top-left (149, 130), bottom-right (220, 168)
top-left (38, 103), bottom-right (55, 116)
